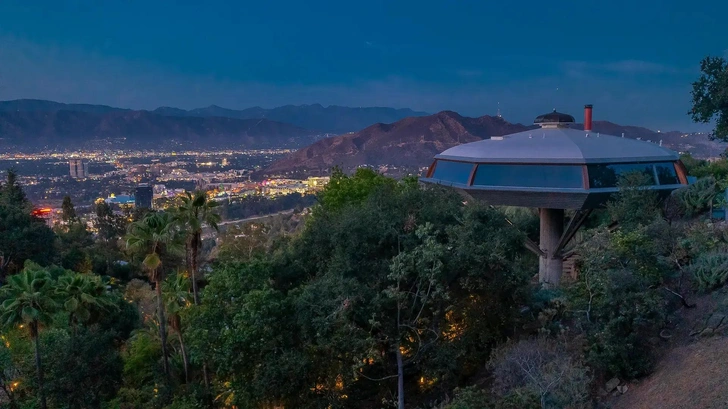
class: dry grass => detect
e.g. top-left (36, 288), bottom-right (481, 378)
top-left (610, 336), bottom-right (728, 409)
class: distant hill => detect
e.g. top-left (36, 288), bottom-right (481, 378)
top-left (153, 103), bottom-right (429, 134)
top-left (1, 100), bottom-right (719, 158)
top-left (263, 111), bottom-right (531, 175)
top-left (587, 120), bottom-right (723, 158)
top-left (0, 99), bottom-right (129, 115)
top-left (0, 110), bottom-right (316, 150)
top-left (263, 113), bottom-right (724, 176)
top-left (0, 99), bottom-right (429, 134)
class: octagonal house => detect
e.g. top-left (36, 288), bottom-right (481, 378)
top-left (420, 105), bottom-right (689, 287)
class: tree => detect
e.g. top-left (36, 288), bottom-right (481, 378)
top-left (0, 171), bottom-right (56, 282)
top-left (125, 212), bottom-right (183, 381)
top-left (184, 261), bottom-right (308, 409)
top-left (213, 222), bottom-right (271, 262)
top-left (186, 178), bottom-right (534, 408)
top-left (606, 172), bottom-right (661, 229)
top-left (163, 273), bottom-right (192, 383)
top-left (287, 184), bottom-right (528, 407)
top-left (316, 166), bottom-right (396, 212)
top-left (0, 327), bottom-right (20, 408)
top-left (91, 201), bottom-right (131, 278)
top-left (381, 223), bottom-right (449, 409)
top-left (0, 170), bottom-right (30, 209)
top-left (116, 330), bottom-right (164, 406)
top-left (175, 191), bottom-right (220, 304)
top-left (0, 266), bottom-right (58, 409)
top-left (690, 56), bottom-right (728, 141)
top-left (568, 222), bottom-right (670, 378)
top-left (55, 273), bottom-right (116, 336)
top-left (56, 221), bottom-right (94, 274)
top-left (94, 201), bottom-right (127, 242)
top-left (490, 337), bottom-right (590, 409)
top-left (60, 196), bottom-right (78, 224)
top-left (41, 327), bottom-right (124, 408)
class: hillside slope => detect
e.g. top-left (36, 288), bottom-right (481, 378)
top-left (263, 111), bottom-right (530, 174)
top-left (610, 336), bottom-right (728, 409)
top-left (264, 115), bottom-right (724, 176)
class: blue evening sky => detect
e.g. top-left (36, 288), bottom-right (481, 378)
top-left (0, 0), bottom-right (725, 130)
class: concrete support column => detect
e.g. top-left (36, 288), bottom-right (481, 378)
top-left (539, 208), bottom-right (564, 287)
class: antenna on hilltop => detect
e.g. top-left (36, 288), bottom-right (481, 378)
top-left (497, 102), bottom-right (502, 118)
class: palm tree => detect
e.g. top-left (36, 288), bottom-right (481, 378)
top-left (163, 273), bottom-right (193, 383)
top-left (0, 267), bottom-right (58, 409)
top-left (55, 273), bottom-right (116, 336)
top-left (176, 191), bottom-right (220, 304)
top-left (125, 212), bottom-right (183, 379)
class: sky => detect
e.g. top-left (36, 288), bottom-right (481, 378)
top-left (0, 0), bottom-right (725, 131)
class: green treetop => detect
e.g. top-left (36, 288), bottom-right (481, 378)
top-left (690, 56), bottom-right (728, 141)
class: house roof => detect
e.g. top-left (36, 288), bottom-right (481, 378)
top-left (434, 127), bottom-right (679, 164)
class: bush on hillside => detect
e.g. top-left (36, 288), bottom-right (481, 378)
top-left (606, 172), bottom-right (661, 229)
top-left (440, 386), bottom-right (492, 409)
top-left (690, 252), bottom-right (728, 292)
top-left (567, 223), bottom-right (670, 379)
top-left (489, 337), bottom-right (591, 409)
top-left (674, 176), bottom-right (721, 217)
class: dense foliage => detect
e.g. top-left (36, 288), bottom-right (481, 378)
top-left (186, 173), bottom-right (533, 408)
top-left (0, 170), bottom-right (56, 281)
top-left (690, 56), bottom-right (728, 140)
top-left (2, 146), bottom-right (728, 408)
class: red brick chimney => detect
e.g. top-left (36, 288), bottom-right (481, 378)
top-left (584, 104), bottom-right (593, 132)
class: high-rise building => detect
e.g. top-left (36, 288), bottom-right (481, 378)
top-left (69, 159), bottom-right (89, 179)
top-left (135, 183), bottom-right (153, 209)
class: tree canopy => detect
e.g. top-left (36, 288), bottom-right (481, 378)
top-left (690, 56), bottom-right (728, 140)
top-left (0, 171), bottom-right (56, 282)
top-left (4, 150), bottom-right (728, 408)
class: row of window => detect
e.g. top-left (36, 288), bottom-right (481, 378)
top-left (430, 160), bottom-right (681, 189)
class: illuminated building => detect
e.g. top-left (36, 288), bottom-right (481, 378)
top-left (135, 183), bottom-right (153, 209)
top-left (31, 207), bottom-right (54, 227)
top-left (69, 159), bottom-right (89, 178)
top-left (306, 176), bottom-right (330, 192)
top-left (105, 194), bottom-right (136, 206)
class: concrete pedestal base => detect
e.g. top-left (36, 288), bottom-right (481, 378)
top-left (539, 208), bottom-right (564, 287)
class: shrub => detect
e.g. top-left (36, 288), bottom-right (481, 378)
top-left (674, 176), bottom-right (720, 217)
top-left (571, 268), bottom-right (666, 379)
top-left (494, 389), bottom-right (541, 409)
top-left (690, 252), bottom-right (728, 292)
top-left (606, 172), bottom-right (661, 229)
top-left (567, 218), bottom-right (674, 379)
top-left (164, 394), bottom-right (205, 409)
top-left (489, 337), bottom-right (591, 409)
top-left (442, 386), bottom-right (492, 409)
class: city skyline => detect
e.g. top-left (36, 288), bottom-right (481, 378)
top-left (0, 0), bottom-right (725, 131)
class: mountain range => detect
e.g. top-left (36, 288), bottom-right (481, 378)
top-left (0, 99), bottom-right (720, 169)
top-left (151, 104), bottom-right (428, 134)
top-left (264, 111), bottom-right (529, 174)
top-left (262, 111), bottom-right (724, 176)
top-left (0, 110), bottom-right (315, 150)
top-left (0, 99), bottom-right (427, 134)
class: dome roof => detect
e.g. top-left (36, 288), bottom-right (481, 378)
top-left (435, 127), bottom-right (678, 164)
top-left (534, 110), bottom-right (575, 125)
top-left (420, 109), bottom-right (687, 210)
